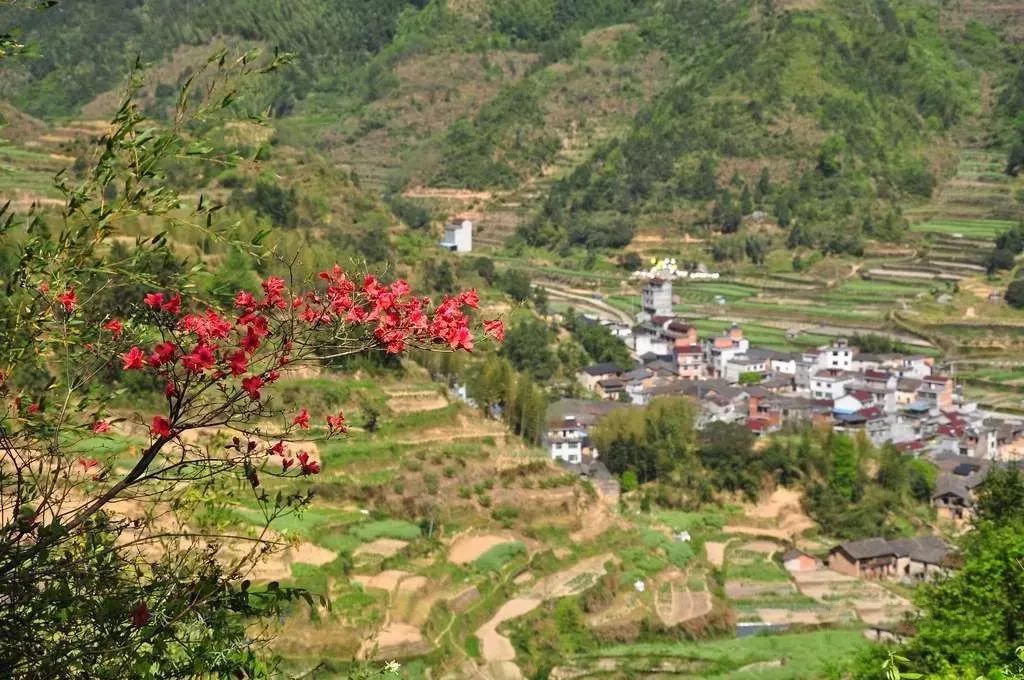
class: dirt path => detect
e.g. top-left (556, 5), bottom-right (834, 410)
top-left (475, 554), bottom-right (617, 669)
top-left (723, 525), bottom-right (792, 541)
top-left (538, 283), bottom-right (635, 326)
top-left (477, 598), bottom-right (543, 661)
top-left (570, 484), bottom-right (620, 543)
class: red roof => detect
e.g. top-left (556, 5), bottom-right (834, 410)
top-left (676, 345), bottom-right (703, 355)
top-left (937, 424), bottom-right (963, 438)
top-left (864, 370), bottom-right (891, 380)
top-left (857, 406), bottom-right (884, 420)
top-left (746, 418), bottom-right (772, 433)
top-left (896, 440), bottom-right (925, 452)
top-left (850, 390), bottom-right (873, 402)
top-left (923, 375), bottom-right (950, 384)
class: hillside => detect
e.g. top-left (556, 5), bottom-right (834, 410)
top-left (4, 0), bottom-right (1021, 252)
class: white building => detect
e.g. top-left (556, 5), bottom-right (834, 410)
top-left (639, 278), bottom-right (673, 319)
top-left (816, 338), bottom-right (854, 371)
top-left (547, 416), bottom-right (585, 464)
top-left (810, 369), bottom-right (855, 401)
top-left (440, 218), bottom-right (473, 253)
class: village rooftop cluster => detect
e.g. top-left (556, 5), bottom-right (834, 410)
top-left (547, 278), bottom-right (1024, 531)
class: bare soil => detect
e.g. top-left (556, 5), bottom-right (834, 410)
top-left (358, 622), bottom-right (432, 661)
top-left (448, 533), bottom-right (519, 565)
top-left (354, 538), bottom-right (409, 559)
top-left (705, 541), bottom-right (728, 568)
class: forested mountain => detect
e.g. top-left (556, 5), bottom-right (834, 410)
top-left (1, 0), bottom-right (1022, 252)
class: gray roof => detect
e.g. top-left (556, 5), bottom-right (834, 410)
top-left (932, 473), bottom-right (975, 503)
top-left (888, 536), bottom-right (950, 565)
top-left (781, 548), bottom-right (816, 562)
top-left (546, 399), bottom-right (632, 427)
top-left (834, 537), bottom-right (897, 560)
top-left (897, 378), bottom-right (923, 392)
top-left (581, 362), bottom-right (623, 376)
top-left (833, 535), bottom-right (950, 565)
top-left (621, 367), bottom-right (653, 382)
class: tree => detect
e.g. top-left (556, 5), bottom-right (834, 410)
top-left (618, 252), bottom-right (643, 271)
top-left (500, 317), bottom-right (557, 380)
top-left (698, 422), bottom-right (758, 499)
top-left (976, 465), bottom-right (1024, 524)
top-left (986, 247), bottom-right (1016, 274)
top-left (474, 256), bottom-right (497, 284)
top-left (592, 397), bottom-right (696, 483)
top-left (740, 185), bottom-right (753, 216)
top-left (904, 522), bottom-right (1024, 674)
top-left (501, 269), bottom-right (533, 302)
top-left (0, 53), bottom-right (502, 678)
top-left (755, 167), bottom-right (771, 204)
top-left (425, 259), bottom-right (457, 294)
top-left (1007, 279), bottom-right (1024, 308)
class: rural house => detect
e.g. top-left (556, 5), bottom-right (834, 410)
top-left (439, 217), bottom-right (473, 253)
top-left (782, 548), bottom-right (821, 573)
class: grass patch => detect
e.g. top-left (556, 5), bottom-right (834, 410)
top-left (578, 628), bottom-right (870, 679)
top-left (349, 519), bottom-right (422, 542)
top-left (473, 540), bottom-right (526, 572)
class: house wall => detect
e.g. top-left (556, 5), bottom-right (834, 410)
top-left (828, 551), bottom-right (860, 577)
top-left (784, 555), bottom-right (819, 572)
top-left (549, 440), bottom-right (582, 464)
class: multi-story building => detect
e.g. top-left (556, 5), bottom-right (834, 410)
top-left (705, 325), bottom-right (749, 378)
top-left (640, 278), bottom-right (673, 319)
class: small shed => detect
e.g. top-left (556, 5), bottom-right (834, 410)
top-left (781, 548), bottom-right (820, 573)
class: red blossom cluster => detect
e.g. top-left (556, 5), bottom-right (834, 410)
top-left (87, 267), bottom-right (502, 478)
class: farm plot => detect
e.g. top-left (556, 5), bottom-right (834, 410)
top-left (910, 218), bottom-right (1014, 239)
top-left (562, 629), bottom-right (871, 679)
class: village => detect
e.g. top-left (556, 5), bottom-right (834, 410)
top-left (543, 274), bottom-right (1022, 601)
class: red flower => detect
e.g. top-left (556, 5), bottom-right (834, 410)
top-left (459, 289), bottom-right (480, 309)
top-left (326, 410), bottom-right (347, 433)
top-left (38, 282), bottom-right (49, 293)
top-left (180, 344), bottom-right (216, 373)
top-left (269, 441), bottom-right (285, 456)
top-left (161, 293), bottom-right (182, 315)
top-left (390, 279), bottom-right (411, 297)
top-left (151, 416), bottom-right (173, 438)
top-left (292, 409), bottom-right (310, 429)
top-left (234, 291), bottom-right (256, 309)
top-left (130, 601), bottom-right (150, 629)
top-left (447, 326), bottom-right (474, 351)
top-left (261, 276), bottom-right (286, 308)
top-left (226, 350), bottom-right (248, 376)
top-left (77, 457), bottom-right (99, 471)
top-left (121, 347), bottom-right (145, 370)
top-left (164, 381), bottom-right (177, 397)
top-left (241, 375), bottom-right (264, 400)
top-left (281, 457), bottom-right (294, 472)
top-left (484, 319), bottom-right (505, 342)
top-left (143, 292), bottom-right (165, 309)
top-left (240, 328), bottom-right (261, 354)
top-left (57, 287), bottom-right (77, 312)
top-left (148, 341), bottom-right (177, 367)
top-left (91, 420), bottom-right (111, 433)
top-left (26, 402), bottom-right (40, 415)
top-left (102, 319), bottom-right (123, 338)
top-left (297, 451), bottom-right (320, 475)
